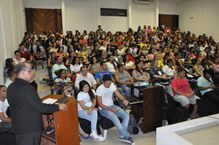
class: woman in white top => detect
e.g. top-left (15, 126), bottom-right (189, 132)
top-left (70, 57), bottom-right (83, 74)
top-left (13, 50), bottom-right (26, 66)
top-left (106, 54), bottom-right (117, 74)
top-left (77, 80), bottom-right (104, 142)
top-left (54, 69), bottom-right (73, 96)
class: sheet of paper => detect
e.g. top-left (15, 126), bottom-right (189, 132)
top-left (43, 98), bottom-right (57, 104)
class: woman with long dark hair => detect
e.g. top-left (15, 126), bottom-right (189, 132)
top-left (77, 80), bottom-right (104, 142)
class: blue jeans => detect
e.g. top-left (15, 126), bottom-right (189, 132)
top-left (118, 85), bottom-right (131, 96)
top-left (78, 109), bottom-right (98, 132)
top-left (99, 105), bottom-right (130, 138)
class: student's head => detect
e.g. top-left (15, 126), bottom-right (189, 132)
top-left (15, 62), bottom-right (34, 82)
top-left (0, 85), bottom-right (6, 101)
top-left (5, 58), bottom-right (14, 69)
top-left (100, 61), bottom-right (108, 70)
top-left (103, 74), bottom-right (111, 88)
top-left (166, 58), bottom-right (174, 66)
top-left (203, 69), bottom-right (214, 79)
top-left (177, 67), bottom-right (186, 78)
top-left (79, 80), bottom-right (91, 93)
top-left (57, 69), bottom-right (67, 78)
top-left (14, 50), bottom-right (21, 58)
top-left (80, 66), bottom-right (88, 76)
top-left (78, 80), bottom-right (94, 101)
top-left (7, 68), bottom-right (16, 81)
top-left (117, 63), bottom-right (124, 72)
top-left (135, 59), bottom-right (143, 69)
top-left (55, 56), bottom-right (63, 64)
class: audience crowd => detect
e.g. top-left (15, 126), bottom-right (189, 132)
top-left (2, 25), bottom-right (219, 144)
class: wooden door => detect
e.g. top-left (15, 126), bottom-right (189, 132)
top-left (159, 14), bottom-right (179, 30)
top-left (25, 8), bottom-right (62, 34)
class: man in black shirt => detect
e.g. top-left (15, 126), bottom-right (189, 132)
top-left (7, 62), bottom-right (67, 145)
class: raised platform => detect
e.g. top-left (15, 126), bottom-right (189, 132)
top-left (156, 114), bottom-right (219, 145)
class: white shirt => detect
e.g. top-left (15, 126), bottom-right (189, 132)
top-left (75, 73), bottom-right (97, 89)
top-left (0, 99), bottom-right (9, 122)
top-left (197, 76), bottom-right (213, 96)
top-left (5, 79), bottom-right (13, 88)
top-left (163, 65), bottom-right (175, 77)
top-left (77, 90), bottom-right (96, 111)
top-left (51, 63), bottom-right (67, 79)
top-left (70, 64), bottom-right (83, 74)
top-left (125, 61), bottom-right (134, 67)
top-left (106, 62), bottom-right (116, 73)
top-left (96, 83), bottom-right (117, 109)
top-left (13, 58), bottom-right (26, 65)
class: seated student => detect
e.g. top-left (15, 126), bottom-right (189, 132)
top-left (171, 67), bottom-right (199, 119)
top-left (5, 69), bottom-right (16, 88)
top-left (95, 61), bottom-right (115, 85)
top-left (54, 69), bottom-right (73, 97)
top-left (0, 85), bottom-right (12, 133)
top-left (114, 63), bottom-right (134, 97)
top-left (193, 58), bottom-right (204, 78)
top-left (150, 60), bottom-right (173, 95)
top-left (4, 58), bottom-right (15, 83)
top-left (89, 56), bottom-right (101, 75)
top-left (77, 80), bottom-right (104, 142)
top-left (51, 56), bottom-right (68, 79)
top-left (70, 57), bottom-right (83, 75)
top-left (75, 66), bottom-right (97, 90)
top-left (106, 54), bottom-right (117, 74)
top-left (197, 69), bottom-right (219, 107)
top-left (96, 74), bottom-right (134, 145)
top-left (162, 58), bottom-right (176, 79)
top-left (13, 50), bottom-right (26, 66)
top-left (132, 59), bottom-right (150, 84)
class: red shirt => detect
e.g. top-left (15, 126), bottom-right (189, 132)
top-left (171, 77), bottom-right (190, 96)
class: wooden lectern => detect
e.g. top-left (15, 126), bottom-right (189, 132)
top-left (131, 85), bottom-right (164, 133)
top-left (41, 95), bottom-right (80, 145)
top-left (142, 85), bottom-right (164, 133)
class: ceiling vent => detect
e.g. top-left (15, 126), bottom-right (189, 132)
top-left (133, 0), bottom-right (154, 4)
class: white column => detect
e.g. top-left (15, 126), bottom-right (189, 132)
top-left (128, 0), bottom-right (132, 28)
top-left (154, 0), bottom-right (159, 27)
top-left (96, 0), bottom-right (101, 26)
top-left (61, 0), bottom-right (66, 33)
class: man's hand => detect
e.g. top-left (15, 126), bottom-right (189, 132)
top-left (209, 84), bottom-right (216, 89)
top-left (87, 107), bottom-right (93, 114)
top-left (110, 107), bottom-right (120, 112)
top-left (123, 99), bottom-right (129, 106)
top-left (57, 103), bottom-right (67, 111)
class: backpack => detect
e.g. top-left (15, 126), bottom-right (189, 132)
top-left (127, 112), bottom-right (139, 134)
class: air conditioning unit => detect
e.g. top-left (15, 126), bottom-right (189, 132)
top-left (133, 0), bottom-right (154, 4)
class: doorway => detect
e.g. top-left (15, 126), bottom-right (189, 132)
top-left (25, 8), bottom-right (62, 34)
top-left (159, 14), bottom-right (179, 30)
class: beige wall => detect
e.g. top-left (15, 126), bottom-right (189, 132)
top-left (0, 0), bottom-right (26, 84)
top-left (179, 0), bottom-right (219, 41)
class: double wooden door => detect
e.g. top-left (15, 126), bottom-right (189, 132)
top-left (25, 8), bottom-right (62, 34)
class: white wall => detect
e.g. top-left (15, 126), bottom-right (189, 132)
top-left (159, 1), bottom-right (178, 15)
top-left (24, 0), bottom-right (61, 9)
top-left (99, 0), bottom-right (128, 32)
top-left (131, 1), bottom-right (156, 31)
top-left (23, 0), bottom-right (166, 33)
top-left (179, 0), bottom-right (219, 41)
top-left (0, 0), bottom-right (26, 84)
top-left (64, 0), bottom-right (97, 33)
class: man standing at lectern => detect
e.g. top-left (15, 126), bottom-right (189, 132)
top-left (7, 62), bottom-right (67, 145)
